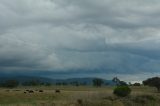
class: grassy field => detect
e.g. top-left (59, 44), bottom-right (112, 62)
top-left (0, 86), bottom-right (159, 106)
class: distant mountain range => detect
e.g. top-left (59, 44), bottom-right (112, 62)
top-left (0, 75), bottom-right (116, 86)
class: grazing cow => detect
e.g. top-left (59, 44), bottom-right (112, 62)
top-left (14, 90), bottom-right (20, 91)
top-left (55, 89), bottom-right (60, 93)
top-left (28, 90), bottom-right (34, 93)
top-left (77, 99), bottom-right (83, 105)
top-left (39, 90), bottom-right (43, 92)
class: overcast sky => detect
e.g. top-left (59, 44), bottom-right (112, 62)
top-left (0, 0), bottom-right (160, 81)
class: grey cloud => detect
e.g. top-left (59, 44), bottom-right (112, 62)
top-left (0, 0), bottom-right (160, 81)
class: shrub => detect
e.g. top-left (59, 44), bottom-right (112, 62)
top-left (113, 86), bottom-right (131, 97)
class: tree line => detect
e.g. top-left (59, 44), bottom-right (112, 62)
top-left (0, 77), bottom-right (134, 88)
top-left (0, 80), bottom-right (52, 88)
top-left (0, 77), bottom-right (160, 92)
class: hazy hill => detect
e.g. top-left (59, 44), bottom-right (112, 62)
top-left (0, 75), bottom-right (116, 85)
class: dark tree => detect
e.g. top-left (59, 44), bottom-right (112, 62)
top-left (56, 82), bottom-right (62, 85)
top-left (62, 82), bottom-right (67, 85)
top-left (70, 81), bottom-right (79, 86)
top-left (119, 81), bottom-right (128, 86)
top-left (128, 82), bottom-right (132, 86)
top-left (143, 77), bottom-right (160, 92)
top-left (93, 78), bottom-right (104, 87)
top-left (80, 82), bottom-right (87, 86)
top-left (112, 77), bottom-right (128, 86)
top-left (45, 82), bottom-right (51, 86)
top-left (112, 77), bottom-right (120, 82)
top-left (133, 83), bottom-right (141, 86)
top-left (30, 80), bottom-right (40, 86)
top-left (22, 80), bottom-right (41, 86)
top-left (112, 77), bottom-right (120, 85)
top-left (4, 80), bottom-right (19, 88)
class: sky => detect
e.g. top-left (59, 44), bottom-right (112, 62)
top-left (0, 0), bottom-right (160, 82)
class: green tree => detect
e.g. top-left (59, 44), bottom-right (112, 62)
top-left (93, 78), bottom-right (104, 87)
top-left (70, 81), bottom-right (79, 86)
top-left (45, 82), bottom-right (51, 86)
top-left (143, 77), bottom-right (160, 92)
top-left (112, 77), bottom-right (120, 85)
top-left (112, 77), bottom-right (128, 86)
top-left (119, 81), bottom-right (128, 86)
top-left (30, 80), bottom-right (40, 86)
top-left (4, 80), bottom-right (19, 88)
top-left (133, 83), bottom-right (141, 86)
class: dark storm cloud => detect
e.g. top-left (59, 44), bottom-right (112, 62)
top-left (0, 0), bottom-right (160, 81)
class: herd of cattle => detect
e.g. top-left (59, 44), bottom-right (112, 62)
top-left (5, 89), bottom-right (61, 94)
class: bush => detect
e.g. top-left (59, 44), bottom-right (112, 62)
top-left (113, 86), bottom-right (131, 97)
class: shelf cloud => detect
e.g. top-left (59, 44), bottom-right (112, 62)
top-left (0, 0), bottom-right (160, 81)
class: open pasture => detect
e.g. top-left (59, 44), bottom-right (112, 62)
top-left (0, 86), bottom-right (159, 106)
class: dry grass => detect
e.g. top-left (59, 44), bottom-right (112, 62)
top-left (0, 86), bottom-right (159, 106)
